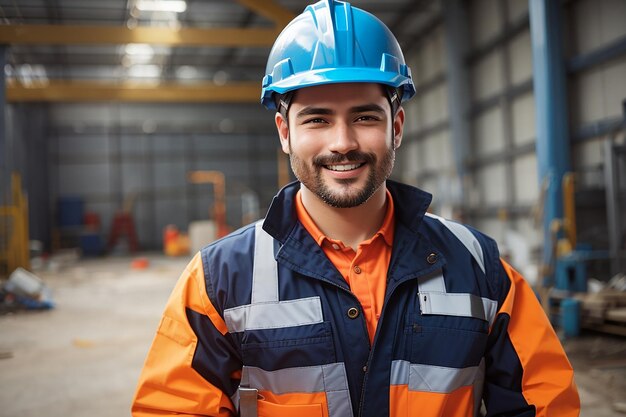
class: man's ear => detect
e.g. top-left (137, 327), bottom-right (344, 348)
top-left (275, 112), bottom-right (290, 154)
top-left (393, 106), bottom-right (405, 150)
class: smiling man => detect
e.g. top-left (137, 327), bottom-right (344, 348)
top-left (132, 1), bottom-right (580, 416)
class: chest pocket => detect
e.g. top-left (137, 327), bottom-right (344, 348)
top-left (407, 269), bottom-right (495, 369)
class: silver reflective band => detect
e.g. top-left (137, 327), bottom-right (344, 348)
top-left (417, 272), bottom-right (498, 325)
top-left (252, 221), bottom-right (278, 303)
top-left (390, 360), bottom-right (481, 393)
top-left (418, 271), bottom-right (446, 292)
top-left (419, 291), bottom-right (498, 325)
top-left (425, 213), bottom-right (485, 274)
top-left (241, 363), bottom-right (354, 417)
top-left (224, 297), bottom-right (323, 332)
top-left (224, 220), bottom-right (324, 333)
top-left (473, 360), bottom-right (486, 415)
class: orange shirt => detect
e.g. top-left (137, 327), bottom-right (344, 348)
top-left (295, 190), bottom-right (395, 344)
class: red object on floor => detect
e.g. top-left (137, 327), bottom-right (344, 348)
top-left (131, 257), bottom-right (149, 269)
top-left (108, 211), bottom-right (139, 252)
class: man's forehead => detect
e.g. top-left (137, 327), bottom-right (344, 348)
top-left (291, 83), bottom-right (388, 107)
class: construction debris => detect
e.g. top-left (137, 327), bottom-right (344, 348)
top-left (0, 267), bottom-right (54, 312)
top-left (579, 273), bottom-right (626, 337)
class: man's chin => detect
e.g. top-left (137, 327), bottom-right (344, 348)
top-left (317, 185), bottom-right (374, 208)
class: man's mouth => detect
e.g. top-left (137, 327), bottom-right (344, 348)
top-left (325, 163), bottom-right (365, 172)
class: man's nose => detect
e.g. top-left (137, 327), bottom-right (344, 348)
top-left (328, 122), bottom-right (358, 154)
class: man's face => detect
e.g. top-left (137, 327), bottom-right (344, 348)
top-left (275, 83), bottom-right (405, 208)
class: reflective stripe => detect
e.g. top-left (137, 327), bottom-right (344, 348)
top-left (224, 220), bottom-right (324, 332)
top-left (417, 271), bottom-right (446, 292)
top-left (426, 213), bottom-right (485, 273)
top-left (416, 264), bottom-right (497, 326)
top-left (390, 360), bottom-right (480, 393)
top-left (473, 360), bottom-right (485, 416)
top-left (418, 291), bottom-right (498, 325)
top-left (224, 297), bottom-right (323, 332)
top-left (241, 363), bottom-right (354, 417)
top-left (252, 221), bottom-right (278, 303)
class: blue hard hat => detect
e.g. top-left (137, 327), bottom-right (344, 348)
top-left (261, 0), bottom-right (416, 110)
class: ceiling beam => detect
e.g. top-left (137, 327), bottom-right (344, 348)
top-left (234, 0), bottom-right (295, 27)
top-left (6, 80), bottom-right (261, 103)
top-left (0, 24), bottom-right (280, 47)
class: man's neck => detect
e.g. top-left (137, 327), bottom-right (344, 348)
top-left (300, 183), bottom-right (388, 250)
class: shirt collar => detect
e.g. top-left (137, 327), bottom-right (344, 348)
top-left (294, 188), bottom-right (395, 248)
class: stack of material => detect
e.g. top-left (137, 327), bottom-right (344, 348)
top-left (580, 274), bottom-right (626, 336)
top-left (1, 267), bottom-right (54, 311)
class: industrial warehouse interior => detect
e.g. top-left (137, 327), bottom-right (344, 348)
top-left (0, 0), bottom-right (625, 416)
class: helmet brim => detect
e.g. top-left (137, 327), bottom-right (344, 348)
top-left (261, 67), bottom-right (415, 110)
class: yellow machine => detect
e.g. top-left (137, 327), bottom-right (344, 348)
top-left (0, 173), bottom-right (30, 277)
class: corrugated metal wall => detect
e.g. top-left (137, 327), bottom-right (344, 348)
top-left (49, 103), bottom-right (278, 250)
top-left (397, 0), bottom-right (625, 279)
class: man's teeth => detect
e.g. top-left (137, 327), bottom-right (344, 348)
top-left (327, 163), bottom-right (362, 172)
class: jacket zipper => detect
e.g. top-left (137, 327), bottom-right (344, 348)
top-left (356, 277), bottom-right (404, 417)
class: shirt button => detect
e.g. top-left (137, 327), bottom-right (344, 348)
top-left (332, 243), bottom-right (340, 250)
top-left (347, 307), bottom-right (359, 319)
top-left (426, 253), bottom-right (437, 264)
top-left (362, 365), bottom-right (368, 372)
top-left (353, 265), bottom-right (362, 274)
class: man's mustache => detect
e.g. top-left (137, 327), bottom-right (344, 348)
top-left (312, 151), bottom-right (376, 166)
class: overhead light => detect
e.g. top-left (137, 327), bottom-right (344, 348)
top-left (136, 0), bottom-right (187, 13)
top-left (125, 43), bottom-right (154, 57)
top-left (128, 64), bottom-right (162, 78)
top-left (124, 44), bottom-right (155, 65)
top-left (212, 70), bottom-right (229, 86)
top-left (175, 65), bottom-right (198, 79)
top-left (15, 64), bottom-right (48, 87)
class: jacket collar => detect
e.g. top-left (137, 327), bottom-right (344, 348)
top-left (262, 180), bottom-right (433, 244)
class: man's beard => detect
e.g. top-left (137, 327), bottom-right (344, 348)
top-left (289, 145), bottom-right (395, 208)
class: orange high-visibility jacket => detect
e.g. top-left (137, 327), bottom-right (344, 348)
top-left (132, 181), bottom-right (580, 417)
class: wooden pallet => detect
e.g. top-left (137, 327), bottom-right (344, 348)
top-left (580, 291), bottom-right (626, 336)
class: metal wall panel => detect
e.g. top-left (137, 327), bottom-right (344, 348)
top-left (471, 51), bottom-right (504, 101)
top-left (511, 93), bottom-right (536, 146)
top-left (509, 31), bottom-right (533, 85)
top-left (570, 0), bottom-right (626, 56)
top-left (513, 153), bottom-right (539, 203)
top-left (473, 106), bottom-right (506, 156)
top-left (50, 103), bottom-right (278, 249)
top-left (469, 0), bottom-right (502, 49)
top-left (476, 163), bottom-right (508, 206)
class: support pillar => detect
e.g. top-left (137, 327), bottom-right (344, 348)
top-left (529, 0), bottom-right (571, 285)
top-left (443, 0), bottom-right (471, 213)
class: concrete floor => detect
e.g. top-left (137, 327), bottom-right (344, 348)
top-left (1, 254), bottom-right (625, 417)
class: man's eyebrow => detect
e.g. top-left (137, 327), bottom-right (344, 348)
top-left (295, 107), bottom-right (334, 119)
top-left (349, 104), bottom-right (386, 114)
top-left (295, 103), bottom-right (386, 119)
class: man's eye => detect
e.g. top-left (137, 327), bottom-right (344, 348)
top-left (304, 118), bottom-right (327, 124)
top-left (355, 115), bottom-right (378, 122)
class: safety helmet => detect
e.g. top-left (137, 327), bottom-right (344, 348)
top-left (260, 0), bottom-right (416, 110)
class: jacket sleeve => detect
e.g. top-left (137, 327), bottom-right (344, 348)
top-left (483, 259), bottom-right (580, 416)
top-left (131, 252), bottom-right (241, 417)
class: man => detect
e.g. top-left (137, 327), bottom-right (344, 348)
top-left (132, 1), bottom-right (580, 416)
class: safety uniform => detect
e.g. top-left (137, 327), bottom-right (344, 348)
top-left (132, 180), bottom-right (579, 417)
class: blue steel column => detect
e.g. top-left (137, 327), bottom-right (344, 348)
top-left (529, 0), bottom-right (571, 285)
